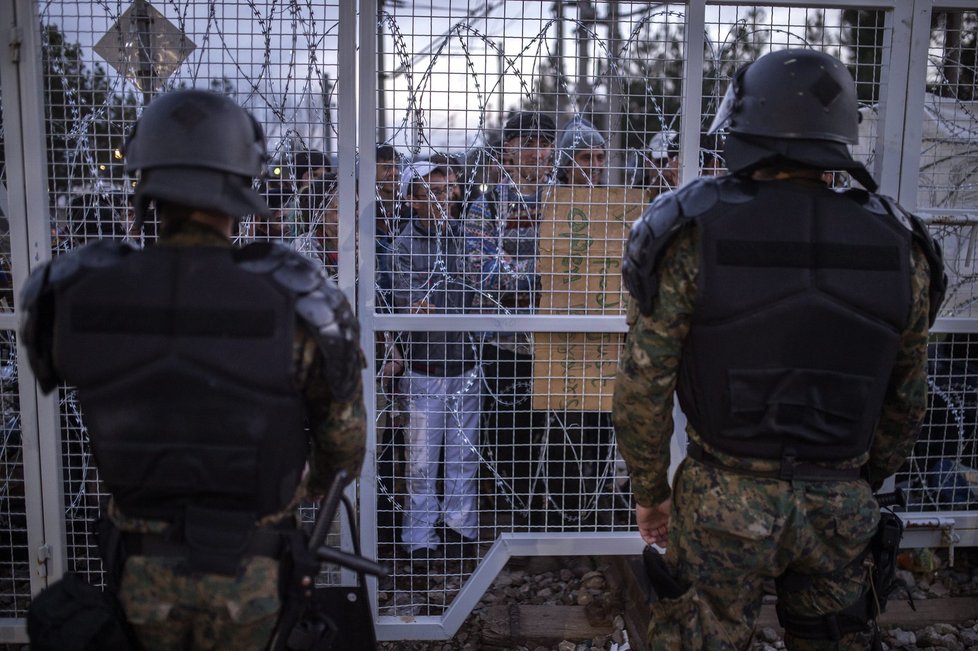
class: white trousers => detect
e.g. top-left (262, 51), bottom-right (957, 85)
top-left (400, 367), bottom-right (482, 551)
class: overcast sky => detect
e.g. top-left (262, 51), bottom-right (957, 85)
top-left (46, 1), bottom-right (844, 154)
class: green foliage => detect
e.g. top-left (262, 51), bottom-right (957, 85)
top-left (41, 23), bottom-right (139, 196)
top-left (616, 8), bottom-right (767, 150)
top-left (928, 11), bottom-right (977, 101)
top-left (39, 24), bottom-right (241, 200)
top-left (826, 8), bottom-right (975, 104)
top-left (840, 10), bottom-right (885, 104)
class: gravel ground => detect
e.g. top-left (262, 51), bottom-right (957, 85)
top-left (379, 547), bottom-right (978, 651)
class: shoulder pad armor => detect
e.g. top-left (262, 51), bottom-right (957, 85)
top-left (874, 197), bottom-right (947, 327)
top-left (622, 189), bottom-right (692, 316)
top-left (623, 176), bottom-right (755, 315)
top-left (672, 175), bottom-right (755, 217)
top-left (47, 239), bottom-right (136, 284)
top-left (20, 241), bottom-right (136, 392)
top-left (237, 243), bottom-right (364, 402)
top-left (714, 174), bottom-right (757, 205)
top-left (841, 188), bottom-right (889, 216)
top-left (19, 263), bottom-right (59, 392)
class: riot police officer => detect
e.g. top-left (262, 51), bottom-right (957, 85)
top-left (21, 89), bottom-right (366, 650)
top-left (614, 49), bottom-right (946, 650)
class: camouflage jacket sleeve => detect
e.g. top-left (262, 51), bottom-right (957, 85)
top-left (612, 226), bottom-right (698, 507)
top-left (297, 331), bottom-right (367, 496)
top-left (865, 244), bottom-right (932, 489)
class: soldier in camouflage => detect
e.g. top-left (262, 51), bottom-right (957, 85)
top-left (614, 50), bottom-right (946, 650)
top-left (20, 90), bottom-right (366, 650)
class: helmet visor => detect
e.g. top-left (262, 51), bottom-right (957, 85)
top-left (708, 64), bottom-right (748, 135)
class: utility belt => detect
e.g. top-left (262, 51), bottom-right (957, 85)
top-left (687, 442), bottom-right (863, 482)
top-left (29, 508), bottom-right (300, 651)
top-left (100, 506), bottom-right (295, 583)
top-left (121, 526), bottom-right (288, 573)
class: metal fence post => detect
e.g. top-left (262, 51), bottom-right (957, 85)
top-left (2, 0), bottom-right (68, 606)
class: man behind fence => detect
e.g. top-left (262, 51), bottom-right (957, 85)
top-left (392, 160), bottom-right (482, 565)
top-left (614, 49), bottom-right (947, 650)
top-left (20, 89), bottom-right (366, 650)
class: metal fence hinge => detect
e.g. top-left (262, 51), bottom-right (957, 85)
top-left (940, 520), bottom-right (960, 567)
top-left (8, 26), bottom-right (22, 64)
top-left (36, 544), bottom-right (51, 577)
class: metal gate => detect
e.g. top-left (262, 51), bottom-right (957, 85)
top-left (0, 0), bottom-right (976, 642)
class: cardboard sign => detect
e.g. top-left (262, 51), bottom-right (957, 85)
top-left (533, 187), bottom-right (645, 411)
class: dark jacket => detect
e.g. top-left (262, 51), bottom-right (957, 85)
top-left (391, 211), bottom-right (477, 376)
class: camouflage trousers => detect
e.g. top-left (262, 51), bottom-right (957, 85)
top-left (118, 555), bottom-right (281, 651)
top-left (648, 457), bottom-right (879, 651)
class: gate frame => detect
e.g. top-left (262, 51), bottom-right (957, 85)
top-left (0, 0), bottom-right (68, 641)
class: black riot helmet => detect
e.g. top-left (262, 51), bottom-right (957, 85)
top-left (709, 49), bottom-right (877, 190)
top-left (710, 48), bottom-right (859, 143)
top-left (124, 89), bottom-right (271, 224)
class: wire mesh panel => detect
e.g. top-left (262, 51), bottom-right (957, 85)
top-left (898, 333), bottom-right (978, 512)
top-left (34, 0), bottom-right (347, 585)
top-left (0, 11), bottom-right (38, 620)
top-left (374, 1), bottom-right (677, 622)
top-left (376, 328), bottom-right (634, 617)
top-left (372, 1), bottom-right (977, 634)
top-left (894, 8), bottom-right (978, 514)
top-left (0, 61), bottom-right (34, 616)
top-left (916, 9), bottom-right (978, 319)
top-left (37, 1), bottom-right (345, 268)
top-left (58, 388), bottom-right (103, 584)
top-left (919, 9), bottom-right (977, 215)
top-left (704, 5), bottom-right (889, 187)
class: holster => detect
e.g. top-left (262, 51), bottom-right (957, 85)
top-left (870, 510), bottom-right (907, 615)
top-left (776, 508), bottom-right (908, 647)
top-left (270, 530), bottom-right (320, 651)
top-left (95, 515), bottom-right (127, 594)
top-left (642, 545), bottom-right (685, 602)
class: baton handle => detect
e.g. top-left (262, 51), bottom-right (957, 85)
top-left (309, 470), bottom-right (349, 552)
top-left (317, 545), bottom-right (388, 577)
top-left (876, 489), bottom-right (906, 509)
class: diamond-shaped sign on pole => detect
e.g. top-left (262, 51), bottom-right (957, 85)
top-left (94, 0), bottom-right (195, 99)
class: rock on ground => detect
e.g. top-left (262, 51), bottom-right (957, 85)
top-left (378, 548), bottom-right (978, 651)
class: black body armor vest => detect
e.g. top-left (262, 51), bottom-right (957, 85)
top-left (51, 245), bottom-right (308, 520)
top-left (677, 180), bottom-right (913, 463)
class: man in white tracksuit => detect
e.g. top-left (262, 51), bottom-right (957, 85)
top-left (392, 160), bottom-right (482, 566)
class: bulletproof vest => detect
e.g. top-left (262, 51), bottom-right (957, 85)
top-left (52, 245), bottom-right (308, 521)
top-left (677, 180), bottom-right (912, 463)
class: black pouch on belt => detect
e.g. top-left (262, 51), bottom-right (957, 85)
top-left (643, 545), bottom-right (685, 601)
top-left (184, 506), bottom-right (256, 575)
